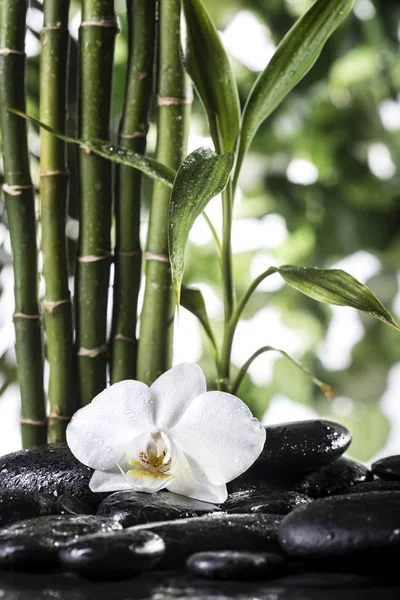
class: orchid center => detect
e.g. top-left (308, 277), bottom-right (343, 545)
top-left (122, 431), bottom-right (176, 490)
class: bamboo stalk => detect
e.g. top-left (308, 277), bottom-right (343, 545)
top-left (40, 0), bottom-right (74, 443)
top-left (137, 0), bottom-right (191, 385)
top-left (110, 0), bottom-right (156, 383)
top-left (76, 0), bottom-right (117, 405)
top-left (0, 0), bottom-right (46, 446)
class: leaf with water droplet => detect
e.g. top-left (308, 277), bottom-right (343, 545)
top-left (169, 147), bottom-right (234, 306)
top-left (273, 265), bottom-right (400, 332)
top-left (236, 0), bottom-right (355, 182)
top-left (182, 0), bottom-right (240, 153)
top-left (2, 106), bottom-right (176, 187)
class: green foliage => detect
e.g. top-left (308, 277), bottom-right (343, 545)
top-left (236, 0), bottom-right (355, 181)
top-left (182, 0), bottom-right (240, 153)
top-left (180, 286), bottom-right (217, 355)
top-left (274, 265), bottom-right (400, 332)
top-left (169, 147), bottom-right (234, 305)
top-left (3, 107), bottom-right (176, 187)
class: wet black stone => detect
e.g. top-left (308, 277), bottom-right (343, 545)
top-left (0, 444), bottom-right (108, 508)
top-left (186, 550), bottom-right (287, 580)
top-left (224, 490), bottom-right (311, 515)
top-left (57, 494), bottom-right (94, 516)
top-left (227, 472), bottom-right (302, 495)
top-left (248, 420), bottom-right (351, 476)
top-left (372, 455), bottom-right (400, 481)
top-left (336, 479), bottom-right (400, 495)
top-left (0, 515), bottom-right (122, 571)
top-left (59, 529), bottom-right (165, 579)
top-left (279, 491), bottom-right (400, 564)
top-left (0, 490), bottom-right (56, 528)
top-left (130, 513), bottom-right (283, 569)
top-left (96, 490), bottom-right (220, 527)
top-left (295, 457), bottom-right (371, 498)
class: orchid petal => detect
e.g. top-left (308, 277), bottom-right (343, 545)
top-left (166, 442), bottom-right (227, 503)
top-left (67, 380), bottom-right (154, 471)
top-left (169, 391), bottom-right (266, 486)
top-left (124, 470), bottom-right (174, 493)
top-left (89, 468), bottom-right (132, 493)
top-left (150, 363), bottom-right (206, 429)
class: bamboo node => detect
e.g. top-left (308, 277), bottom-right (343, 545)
top-left (80, 19), bottom-right (118, 29)
top-left (43, 298), bottom-right (70, 316)
top-left (157, 95), bottom-right (193, 106)
top-left (13, 312), bottom-right (40, 321)
top-left (48, 413), bottom-right (72, 421)
top-left (80, 144), bottom-right (91, 155)
top-left (120, 131), bottom-right (146, 140)
top-left (2, 184), bottom-right (33, 196)
top-left (20, 418), bottom-right (46, 426)
top-left (78, 254), bottom-right (112, 263)
top-left (40, 170), bottom-right (67, 177)
top-left (114, 334), bottom-right (135, 343)
top-left (0, 48), bottom-right (25, 56)
top-left (40, 23), bottom-right (63, 33)
top-left (120, 122), bottom-right (149, 140)
top-left (145, 251), bottom-right (170, 264)
top-left (78, 345), bottom-right (108, 358)
top-left (118, 250), bottom-right (141, 257)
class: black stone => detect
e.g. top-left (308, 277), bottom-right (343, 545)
top-left (0, 515), bottom-right (122, 571)
top-left (0, 444), bottom-right (108, 508)
top-left (279, 491), bottom-right (400, 564)
top-left (0, 490), bottom-right (56, 528)
top-left (337, 479), bottom-right (400, 495)
top-left (96, 490), bottom-right (220, 527)
top-left (372, 455), bottom-right (400, 481)
top-left (59, 529), bottom-right (165, 579)
top-left (225, 490), bottom-right (311, 515)
top-left (130, 513), bottom-right (283, 569)
top-left (186, 550), bottom-right (287, 580)
top-left (249, 420), bottom-right (351, 476)
top-left (295, 457), bottom-right (371, 498)
top-left (57, 494), bottom-right (94, 516)
top-left (227, 472), bottom-right (300, 495)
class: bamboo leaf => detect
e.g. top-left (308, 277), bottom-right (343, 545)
top-left (236, 0), bottom-right (355, 179)
top-left (2, 106), bottom-right (176, 186)
top-left (182, 0), bottom-right (240, 153)
top-left (181, 286), bottom-right (217, 353)
top-left (231, 345), bottom-right (333, 401)
top-left (275, 265), bottom-right (400, 332)
top-left (169, 147), bottom-right (234, 305)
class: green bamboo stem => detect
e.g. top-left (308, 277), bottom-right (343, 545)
top-left (137, 0), bottom-right (191, 385)
top-left (218, 267), bottom-right (277, 391)
top-left (40, 0), bottom-right (74, 443)
top-left (0, 0), bottom-right (46, 446)
top-left (110, 0), bottom-right (156, 383)
top-left (76, 0), bottom-right (117, 405)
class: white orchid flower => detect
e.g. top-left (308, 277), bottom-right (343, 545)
top-left (66, 363), bottom-right (266, 503)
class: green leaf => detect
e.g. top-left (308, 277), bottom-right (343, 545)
top-left (231, 345), bottom-right (333, 401)
top-left (182, 0), bottom-right (240, 153)
top-left (3, 106), bottom-right (176, 187)
top-left (275, 265), bottom-right (400, 332)
top-left (181, 286), bottom-right (217, 354)
top-left (169, 147), bottom-right (234, 305)
top-left (236, 0), bottom-right (355, 181)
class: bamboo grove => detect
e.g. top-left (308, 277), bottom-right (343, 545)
top-left (2, 0), bottom-right (398, 449)
top-left (0, 0), bottom-right (188, 446)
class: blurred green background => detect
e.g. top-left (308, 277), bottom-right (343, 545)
top-left (0, 0), bottom-right (399, 462)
